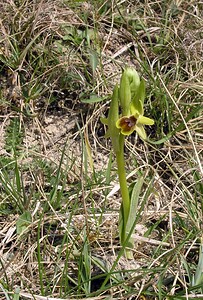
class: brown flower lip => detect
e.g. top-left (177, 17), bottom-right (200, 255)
top-left (118, 115), bottom-right (137, 132)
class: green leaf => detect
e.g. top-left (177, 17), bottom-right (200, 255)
top-left (84, 133), bottom-right (94, 171)
top-left (100, 117), bottom-right (108, 125)
top-left (118, 201), bottom-right (124, 240)
top-left (13, 287), bottom-right (20, 300)
top-left (118, 177), bottom-right (144, 258)
top-left (16, 211), bottom-right (32, 235)
top-left (106, 85), bottom-right (120, 152)
top-left (126, 176), bottom-right (144, 239)
top-left (104, 151), bottom-right (113, 197)
top-left (194, 243), bottom-right (203, 287)
top-left (89, 49), bottom-right (99, 75)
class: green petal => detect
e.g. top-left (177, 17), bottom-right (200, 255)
top-left (119, 71), bottom-right (131, 115)
top-left (138, 115), bottom-right (154, 125)
top-left (131, 81), bottom-right (145, 115)
top-left (135, 124), bottom-right (147, 140)
top-left (130, 104), bottom-right (140, 117)
top-left (125, 68), bottom-right (140, 99)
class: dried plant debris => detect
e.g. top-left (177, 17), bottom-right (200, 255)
top-left (0, 0), bottom-right (203, 299)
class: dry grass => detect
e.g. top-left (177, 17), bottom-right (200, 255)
top-left (0, 1), bottom-right (203, 299)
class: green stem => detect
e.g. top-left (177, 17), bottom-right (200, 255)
top-left (115, 135), bottom-right (130, 243)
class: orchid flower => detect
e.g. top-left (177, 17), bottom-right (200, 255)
top-left (117, 68), bottom-right (154, 140)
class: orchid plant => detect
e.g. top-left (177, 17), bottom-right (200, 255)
top-left (102, 68), bottom-right (154, 258)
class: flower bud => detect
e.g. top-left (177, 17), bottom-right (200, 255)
top-left (125, 67), bottom-right (140, 100)
top-left (119, 68), bottom-right (140, 116)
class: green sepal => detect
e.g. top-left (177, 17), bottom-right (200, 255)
top-left (119, 71), bottom-right (131, 115)
top-left (130, 101), bottom-right (142, 116)
top-left (131, 79), bottom-right (145, 115)
top-left (124, 68), bottom-right (140, 98)
top-left (138, 79), bottom-right (146, 106)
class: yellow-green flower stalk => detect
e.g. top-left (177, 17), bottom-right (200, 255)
top-left (102, 67), bottom-right (154, 258)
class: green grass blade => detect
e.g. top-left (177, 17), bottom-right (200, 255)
top-left (126, 176), bottom-right (144, 239)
